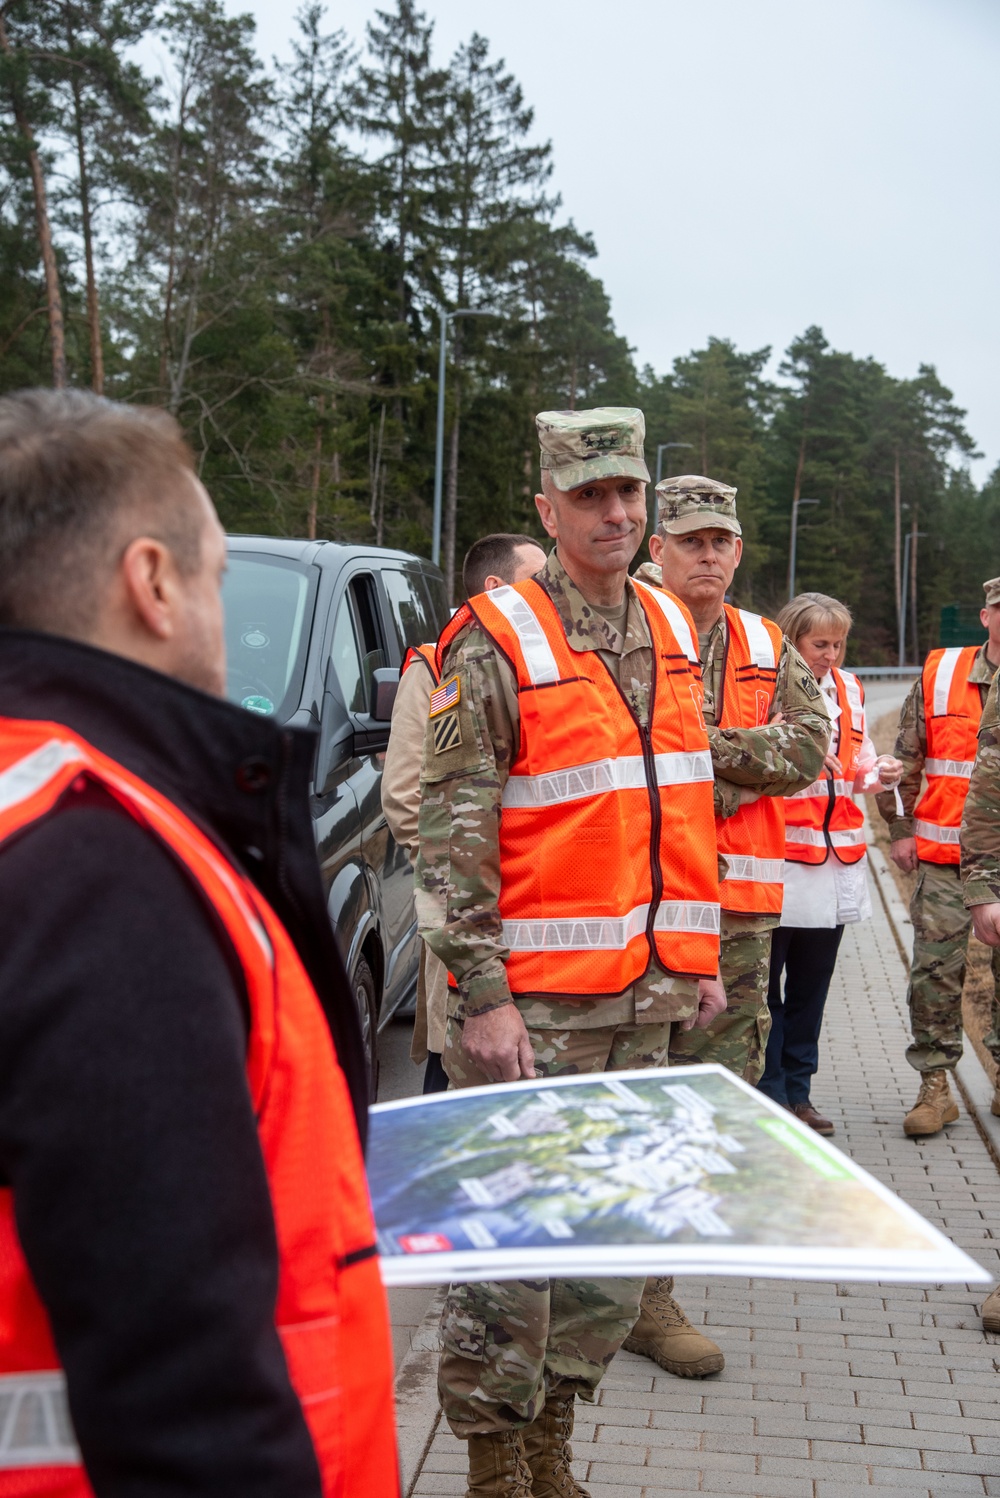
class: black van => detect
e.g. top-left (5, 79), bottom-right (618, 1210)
top-left (222, 536), bottom-right (449, 1092)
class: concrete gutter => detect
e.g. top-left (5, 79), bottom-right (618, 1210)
top-left (393, 1291), bottom-right (444, 1497)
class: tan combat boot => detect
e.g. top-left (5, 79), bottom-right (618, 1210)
top-left (622, 1277), bottom-right (724, 1377)
top-left (465, 1430), bottom-right (533, 1498)
top-left (522, 1390), bottom-right (590, 1498)
top-left (903, 1069), bottom-right (960, 1136)
top-left (982, 1285), bottom-right (1000, 1333)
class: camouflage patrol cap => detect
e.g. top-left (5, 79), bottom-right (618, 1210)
top-left (536, 407), bottom-right (650, 492)
top-left (984, 577), bottom-right (1000, 607)
top-left (656, 474), bottom-right (742, 537)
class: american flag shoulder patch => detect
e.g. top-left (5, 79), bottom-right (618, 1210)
top-left (429, 675), bottom-right (460, 717)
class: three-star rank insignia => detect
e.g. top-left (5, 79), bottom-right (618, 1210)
top-left (429, 674), bottom-right (462, 754)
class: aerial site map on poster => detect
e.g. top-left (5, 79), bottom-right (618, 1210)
top-left (369, 1065), bottom-right (987, 1288)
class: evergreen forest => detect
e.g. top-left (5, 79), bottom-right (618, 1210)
top-left (2, 0), bottom-right (997, 660)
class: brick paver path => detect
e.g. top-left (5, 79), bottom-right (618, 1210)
top-left (409, 883), bottom-right (1000, 1496)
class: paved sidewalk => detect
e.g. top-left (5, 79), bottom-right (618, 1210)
top-left (402, 865), bottom-right (1000, 1496)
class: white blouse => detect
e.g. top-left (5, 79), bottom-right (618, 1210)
top-left (779, 672), bottom-right (877, 929)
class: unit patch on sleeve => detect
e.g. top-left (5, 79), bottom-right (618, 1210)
top-left (429, 675), bottom-right (460, 716)
top-left (432, 711), bottom-right (462, 754)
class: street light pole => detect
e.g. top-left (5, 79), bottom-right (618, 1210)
top-left (432, 306), bottom-right (494, 568)
top-left (650, 442), bottom-right (693, 533)
top-left (898, 529), bottom-right (928, 667)
top-left (788, 497), bottom-right (820, 601)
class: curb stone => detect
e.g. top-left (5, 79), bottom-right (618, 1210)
top-left (393, 1291), bottom-right (444, 1496)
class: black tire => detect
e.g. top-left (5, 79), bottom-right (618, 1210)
top-left (352, 955), bottom-right (379, 1102)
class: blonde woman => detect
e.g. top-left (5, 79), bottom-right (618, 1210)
top-left (759, 592), bottom-right (903, 1133)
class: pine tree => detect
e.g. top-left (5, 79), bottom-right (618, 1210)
top-left (351, 0), bottom-right (447, 326)
top-left (430, 31), bottom-right (553, 597)
top-left (41, 0), bottom-right (155, 393)
top-left (0, 1), bottom-right (66, 386)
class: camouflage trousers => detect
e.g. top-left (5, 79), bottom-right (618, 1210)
top-left (668, 926), bottom-right (773, 1084)
top-left (437, 1017), bottom-right (675, 1436)
top-left (907, 861), bottom-right (1000, 1073)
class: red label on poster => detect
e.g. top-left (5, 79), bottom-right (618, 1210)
top-left (399, 1233), bottom-right (452, 1254)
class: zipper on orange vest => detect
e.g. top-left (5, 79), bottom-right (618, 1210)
top-left (818, 770), bottom-right (835, 866)
top-left (638, 720), bottom-right (664, 957)
top-left (593, 645), bottom-right (663, 968)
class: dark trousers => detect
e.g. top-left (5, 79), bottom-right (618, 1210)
top-left (760, 924), bottom-right (845, 1106)
top-left (422, 1050), bottom-right (450, 1094)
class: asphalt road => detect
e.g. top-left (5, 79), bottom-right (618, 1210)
top-left (376, 1012), bottom-right (425, 1104)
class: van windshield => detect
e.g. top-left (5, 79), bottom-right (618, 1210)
top-left (223, 553), bottom-right (316, 722)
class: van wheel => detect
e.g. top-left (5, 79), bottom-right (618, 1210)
top-left (352, 956), bottom-right (379, 1101)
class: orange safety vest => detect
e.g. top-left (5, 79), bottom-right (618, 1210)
top-left (403, 642), bottom-right (439, 684)
top-left (914, 646), bottom-right (983, 866)
top-left (437, 578), bottom-right (721, 991)
top-left (0, 720), bottom-right (398, 1497)
top-left (712, 607), bottom-right (787, 916)
top-left (783, 667), bottom-right (867, 866)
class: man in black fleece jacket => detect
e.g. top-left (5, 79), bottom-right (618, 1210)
top-left (0, 389), bottom-right (389, 1496)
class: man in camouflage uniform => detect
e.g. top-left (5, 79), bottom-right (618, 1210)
top-left (417, 407), bottom-right (727, 1498)
top-left (627, 476), bottom-right (829, 1378)
top-left (382, 533), bottom-right (546, 1094)
top-left (637, 477), bottom-right (829, 1081)
top-left (959, 664), bottom-right (1000, 1332)
top-left (876, 578), bottom-right (1000, 1137)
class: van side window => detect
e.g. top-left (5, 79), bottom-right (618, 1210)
top-left (331, 575), bottom-right (386, 714)
top-left (422, 572), bottom-right (450, 630)
top-left (383, 568), bottom-right (436, 653)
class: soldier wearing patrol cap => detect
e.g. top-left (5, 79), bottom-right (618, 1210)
top-left (416, 408), bottom-right (727, 1497)
top-left (627, 475), bottom-right (830, 1376)
top-left (877, 576), bottom-right (1000, 1144)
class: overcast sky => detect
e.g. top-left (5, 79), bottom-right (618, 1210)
top-left (227, 0), bottom-right (999, 481)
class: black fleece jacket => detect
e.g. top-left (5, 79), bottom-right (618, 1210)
top-left (0, 630), bottom-right (368, 1498)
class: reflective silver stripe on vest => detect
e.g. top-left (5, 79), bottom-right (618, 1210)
top-left (0, 1371), bottom-right (80, 1469)
top-left (501, 750), bottom-right (714, 809)
top-left (783, 826), bottom-right (866, 848)
top-left (925, 758), bottom-right (975, 779)
top-left (736, 610), bottom-right (776, 670)
top-left (840, 669), bottom-right (865, 731)
top-left (484, 585), bottom-right (560, 686)
top-left (721, 854), bottom-right (785, 885)
top-left (502, 899), bottom-right (719, 952)
top-left (932, 647), bottom-right (963, 718)
top-left (0, 739), bottom-right (85, 814)
top-left (633, 581), bottom-right (698, 663)
top-left (915, 819), bottom-right (961, 845)
top-left (787, 777), bottom-right (853, 800)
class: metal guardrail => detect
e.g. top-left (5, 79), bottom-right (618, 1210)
top-left (846, 666), bottom-right (921, 680)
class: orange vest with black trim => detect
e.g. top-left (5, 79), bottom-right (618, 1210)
top-left (0, 719), bottom-right (398, 1498)
top-left (403, 642), bottom-right (439, 684)
top-left (914, 646), bottom-right (983, 866)
top-left (437, 578), bottom-right (720, 992)
top-left (783, 667), bottom-right (866, 866)
top-left (712, 607), bottom-right (786, 916)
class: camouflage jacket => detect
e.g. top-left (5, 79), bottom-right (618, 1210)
top-left (875, 645), bottom-right (998, 842)
top-left (633, 563), bottom-right (830, 813)
top-left (415, 550), bottom-right (709, 1027)
top-left (962, 672), bottom-right (1000, 906)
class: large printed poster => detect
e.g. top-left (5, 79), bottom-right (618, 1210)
top-left (369, 1065), bottom-right (987, 1287)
